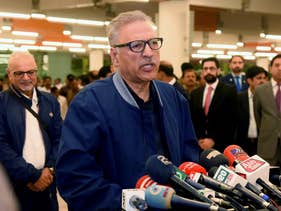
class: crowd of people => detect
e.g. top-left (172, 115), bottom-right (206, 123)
top-left (0, 9), bottom-right (280, 211)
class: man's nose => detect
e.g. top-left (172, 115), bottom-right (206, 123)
top-left (142, 43), bottom-right (153, 56)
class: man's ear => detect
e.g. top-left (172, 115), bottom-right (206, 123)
top-left (110, 48), bottom-right (119, 67)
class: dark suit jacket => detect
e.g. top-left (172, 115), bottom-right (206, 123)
top-left (173, 81), bottom-right (190, 100)
top-left (220, 73), bottom-right (248, 92)
top-left (190, 82), bottom-right (238, 152)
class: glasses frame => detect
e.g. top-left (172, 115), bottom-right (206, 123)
top-left (113, 37), bottom-right (163, 53)
top-left (12, 70), bottom-right (37, 78)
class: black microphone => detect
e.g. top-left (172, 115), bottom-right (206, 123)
top-left (199, 149), bottom-right (229, 171)
top-left (256, 178), bottom-right (281, 201)
top-left (145, 184), bottom-right (227, 211)
top-left (270, 174), bottom-right (281, 187)
top-left (234, 183), bottom-right (277, 211)
top-left (129, 195), bottom-right (147, 211)
top-left (145, 154), bottom-right (215, 204)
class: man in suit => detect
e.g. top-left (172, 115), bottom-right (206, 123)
top-left (220, 55), bottom-right (248, 92)
top-left (254, 54), bottom-right (281, 165)
top-left (236, 66), bottom-right (267, 155)
top-left (190, 57), bottom-right (238, 152)
top-left (157, 60), bottom-right (189, 100)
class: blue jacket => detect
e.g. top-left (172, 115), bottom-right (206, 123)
top-left (0, 88), bottom-right (62, 185)
top-left (56, 72), bottom-right (199, 210)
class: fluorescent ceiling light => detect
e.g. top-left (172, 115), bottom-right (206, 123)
top-left (236, 42), bottom-right (244, 47)
top-left (260, 33), bottom-right (266, 38)
top-left (0, 38), bottom-right (13, 43)
top-left (0, 12), bottom-right (30, 19)
top-left (93, 37), bottom-right (108, 42)
top-left (63, 43), bottom-right (82, 47)
top-left (42, 41), bottom-right (62, 46)
top-left (191, 54), bottom-right (213, 59)
top-left (47, 16), bottom-right (106, 26)
top-left (14, 39), bottom-right (36, 44)
top-left (215, 29), bottom-right (222, 35)
top-left (31, 13), bottom-right (46, 19)
top-left (216, 55), bottom-right (231, 59)
top-left (2, 26), bottom-right (11, 31)
top-left (192, 42), bottom-right (202, 47)
top-left (263, 34), bottom-right (281, 40)
top-left (274, 47), bottom-right (281, 51)
top-left (71, 35), bottom-right (94, 41)
top-left (12, 31), bottom-right (39, 37)
top-left (227, 51), bottom-right (252, 56)
top-left (63, 30), bottom-right (71, 35)
top-left (256, 46), bottom-right (271, 51)
top-left (197, 49), bottom-right (224, 55)
top-left (207, 44), bottom-right (237, 49)
top-left (88, 44), bottom-right (110, 49)
top-left (69, 48), bottom-right (86, 53)
top-left (244, 55), bottom-right (256, 60)
top-left (255, 52), bottom-right (277, 57)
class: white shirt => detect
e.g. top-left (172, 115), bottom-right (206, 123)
top-left (202, 79), bottom-right (219, 107)
top-left (22, 90), bottom-right (46, 169)
top-left (247, 89), bottom-right (258, 138)
top-left (168, 77), bottom-right (176, 85)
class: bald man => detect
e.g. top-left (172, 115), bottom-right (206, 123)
top-left (0, 51), bottom-right (62, 211)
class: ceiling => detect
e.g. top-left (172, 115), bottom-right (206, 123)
top-left (0, 0), bottom-right (281, 60)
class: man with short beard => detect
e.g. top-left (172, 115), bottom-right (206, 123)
top-left (189, 57), bottom-right (238, 152)
top-left (220, 55), bottom-right (248, 92)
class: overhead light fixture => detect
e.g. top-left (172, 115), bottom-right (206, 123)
top-left (14, 39), bottom-right (36, 44)
top-left (227, 51), bottom-right (252, 56)
top-left (255, 52), bottom-right (277, 57)
top-left (47, 16), bottom-right (106, 26)
top-left (244, 55), bottom-right (256, 60)
top-left (42, 41), bottom-right (82, 48)
top-left (192, 42), bottom-right (202, 47)
top-left (216, 55), bottom-right (231, 59)
top-left (260, 33), bottom-right (266, 38)
top-left (236, 34), bottom-right (244, 47)
top-left (71, 35), bottom-right (94, 41)
top-left (12, 31), bottom-right (39, 37)
top-left (215, 29), bottom-right (222, 35)
top-left (215, 14), bottom-right (223, 35)
top-left (42, 41), bottom-right (62, 46)
top-left (69, 48), bottom-right (86, 53)
top-left (0, 38), bottom-right (13, 43)
top-left (274, 47), bottom-right (281, 51)
top-left (88, 44), bottom-right (110, 49)
top-left (197, 49), bottom-right (224, 55)
top-left (31, 12), bottom-right (46, 19)
top-left (21, 45), bottom-right (57, 51)
top-left (191, 54), bottom-right (213, 59)
top-left (63, 42), bottom-right (82, 47)
top-left (207, 43), bottom-right (237, 49)
top-left (0, 12), bottom-right (30, 19)
top-left (256, 46), bottom-right (271, 51)
top-left (262, 34), bottom-right (281, 40)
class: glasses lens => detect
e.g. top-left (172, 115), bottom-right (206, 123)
top-left (148, 38), bottom-right (162, 50)
top-left (14, 70), bottom-right (36, 78)
top-left (129, 40), bottom-right (145, 52)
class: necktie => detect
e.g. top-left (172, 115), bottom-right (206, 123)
top-left (276, 84), bottom-right (281, 113)
top-left (204, 86), bottom-right (213, 115)
top-left (234, 76), bottom-right (241, 92)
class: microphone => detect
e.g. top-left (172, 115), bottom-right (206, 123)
top-left (223, 145), bottom-right (249, 167)
top-left (256, 178), bottom-right (281, 201)
top-left (121, 189), bottom-right (146, 211)
top-left (180, 162), bottom-right (242, 198)
top-left (145, 155), bottom-right (214, 204)
top-left (129, 195), bottom-right (147, 211)
top-left (269, 174), bottom-right (281, 187)
top-left (234, 183), bottom-right (277, 211)
top-left (179, 161), bottom-right (207, 175)
top-left (199, 149), bottom-right (229, 171)
top-left (201, 148), bottom-right (270, 201)
top-left (135, 175), bottom-right (157, 189)
top-left (145, 184), bottom-right (227, 211)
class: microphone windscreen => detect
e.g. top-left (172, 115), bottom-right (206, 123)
top-left (178, 162), bottom-right (207, 175)
top-left (208, 167), bottom-right (218, 177)
top-left (135, 175), bottom-right (157, 189)
top-left (145, 155), bottom-right (175, 184)
top-left (145, 185), bottom-right (175, 209)
top-left (223, 145), bottom-right (249, 166)
top-left (199, 149), bottom-right (229, 171)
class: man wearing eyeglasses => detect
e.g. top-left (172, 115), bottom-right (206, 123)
top-left (56, 10), bottom-right (199, 210)
top-left (0, 51), bottom-right (62, 211)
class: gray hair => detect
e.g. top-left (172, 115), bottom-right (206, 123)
top-left (106, 10), bottom-right (155, 46)
top-left (7, 51), bottom-right (35, 71)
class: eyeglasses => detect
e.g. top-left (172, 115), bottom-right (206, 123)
top-left (113, 37), bottom-right (163, 53)
top-left (12, 70), bottom-right (37, 78)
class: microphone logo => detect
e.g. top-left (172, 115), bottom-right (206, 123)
top-left (240, 158), bottom-right (266, 172)
top-left (214, 168), bottom-right (234, 183)
top-left (157, 155), bottom-right (172, 166)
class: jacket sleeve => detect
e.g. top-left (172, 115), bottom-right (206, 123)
top-left (56, 90), bottom-right (121, 210)
top-left (0, 98), bottom-right (41, 184)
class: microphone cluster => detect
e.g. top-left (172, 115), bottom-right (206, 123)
top-left (122, 145), bottom-right (281, 210)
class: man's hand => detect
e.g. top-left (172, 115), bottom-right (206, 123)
top-left (198, 138), bottom-right (215, 150)
top-left (27, 168), bottom-right (53, 192)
